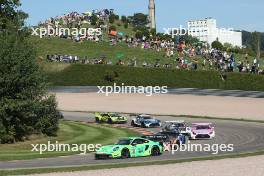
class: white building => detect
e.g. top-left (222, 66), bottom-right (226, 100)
top-left (187, 18), bottom-right (242, 47)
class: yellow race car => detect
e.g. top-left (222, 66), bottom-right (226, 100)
top-left (95, 112), bottom-right (128, 124)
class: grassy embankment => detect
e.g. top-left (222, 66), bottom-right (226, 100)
top-left (0, 121), bottom-right (139, 161)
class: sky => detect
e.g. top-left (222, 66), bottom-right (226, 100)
top-left (20, 0), bottom-right (263, 32)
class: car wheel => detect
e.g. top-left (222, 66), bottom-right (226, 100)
top-left (121, 149), bottom-right (130, 159)
top-left (107, 118), bottom-right (113, 124)
top-left (141, 122), bottom-right (146, 128)
top-left (131, 121), bottom-right (135, 127)
top-left (151, 146), bottom-right (160, 156)
top-left (173, 143), bottom-right (179, 150)
top-left (95, 117), bottom-right (100, 123)
top-left (176, 140), bottom-right (181, 146)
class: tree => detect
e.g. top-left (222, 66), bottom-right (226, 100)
top-left (121, 16), bottom-right (127, 23)
top-left (242, 30), bottom-right (264, 56)
top-left (133, 26), bottom-right (150, 39)
top-left (150, 28), bottom-right (156, 37)
top-left (180, 35), bottom-right (199, 45)
top-left (0, 0), bottom-right (28, 32)
top-left (0, 0), bottom-right (61, 143)
top-left (91, 14), bottom-right (98, 26)
top-left (130, 13), bottom-right (149, 27)
top-left (212, 40), bottom-right (223, 50)
top-left (98, 20), bottom-right (105, 27)
top-left (114, 15), bottom-right (119, 20)
top-left (124, 22), bottom-right (128, 29)
top-left (252, 31), bottom-right (261, 58)
top-left (135, 31), bottom-right (143, 39)
top-left (109, 14), bottom-right (116, 24)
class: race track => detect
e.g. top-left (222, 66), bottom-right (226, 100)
top-left (1, 111), bottom-right (264, 170)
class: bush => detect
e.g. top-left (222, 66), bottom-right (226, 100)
top-left (0, 118), bottom-right (15, 144)
top-left (47, 64), bottom-right (264, 91)
top-left (212, 40), bottom-right (224, 50)
top-left (35, 96), bottom-right (61, 136)
top-left (124, 22), bottom-right (128, 29)
top-left (104, 70), bottom-right (119, 82)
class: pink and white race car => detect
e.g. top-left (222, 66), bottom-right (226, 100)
top-left (190, 123), bottom-right (215, 140)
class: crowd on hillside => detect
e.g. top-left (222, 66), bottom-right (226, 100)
top-left (39, 9), bottom-right (113, 28)
top-left (37, 9), bottom-right (113, 41)
top-left (46, 48), bottom-right (264, 74)
top-left (39, 10), bottom-right (263, 74)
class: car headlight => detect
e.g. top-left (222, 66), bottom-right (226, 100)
top-left (113, 147), bottom-right (120, 151)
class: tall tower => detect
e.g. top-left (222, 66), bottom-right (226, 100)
top-left (149, 0), bottom-right (156, 29)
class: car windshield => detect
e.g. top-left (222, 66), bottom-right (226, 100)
top-left (111, 113), bottom-right (121, 117)
top-left (142, 116), bottom-right (152, 119)
top-left (116, 139), bottom-right (132, 145)
top-left (172, 123), bottom-right (184, 127)
top-left (196, 125), bottom-right (210, 130)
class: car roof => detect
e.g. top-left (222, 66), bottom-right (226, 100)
top-left (165, 120), bottom-right (185, 124)
top-left (138, 114), bottom-right (151, 117)
top-left (120, 137), bottom-right (145, 140)
top-left (108, 113), bottom-right (120, 115)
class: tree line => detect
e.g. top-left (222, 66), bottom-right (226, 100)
top-left (0, 0), bottom-right (61, 143)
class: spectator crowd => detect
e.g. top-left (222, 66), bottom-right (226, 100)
top-left (37, 9), bottom-right (263, 75)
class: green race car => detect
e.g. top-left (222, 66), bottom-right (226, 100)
top-left (95, 112), bottom-right (127, 124)
top-left (95, 137), bottom-right (163, 159)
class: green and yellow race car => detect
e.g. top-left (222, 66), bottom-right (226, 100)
top-left (95, 112), bottom-right (128, 124)
top-left (95, 137), bottom-right (163, 159)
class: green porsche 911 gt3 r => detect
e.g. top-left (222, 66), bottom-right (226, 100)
top-left (95, 112), bottom-right (127, 124)
top-left (95, 137), bottom-right (163, 159)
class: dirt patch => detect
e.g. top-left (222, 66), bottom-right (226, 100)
top-left (32, 155), bottom-right (264, 176)
top-left (54, 93), bottom-right (264, 121)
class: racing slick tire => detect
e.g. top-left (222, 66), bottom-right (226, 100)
top-left (95, 117), bottom-right (101, 123)
top-left (141, 122), bottom-right (146, 128)
top-left (121, 148), bottom-right (130, 159)
top-left (107, 118), bottom-right (113, 124)
top-left (151, 146), bottom-right (161, 156)
top-left (131, 121), bottom-right (136, 127)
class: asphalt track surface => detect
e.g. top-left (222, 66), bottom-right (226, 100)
top-left (1, 111), bottom-right (264, 170)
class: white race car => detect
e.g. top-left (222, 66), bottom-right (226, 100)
top-left (190, 123), bottom-right (215, 140)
